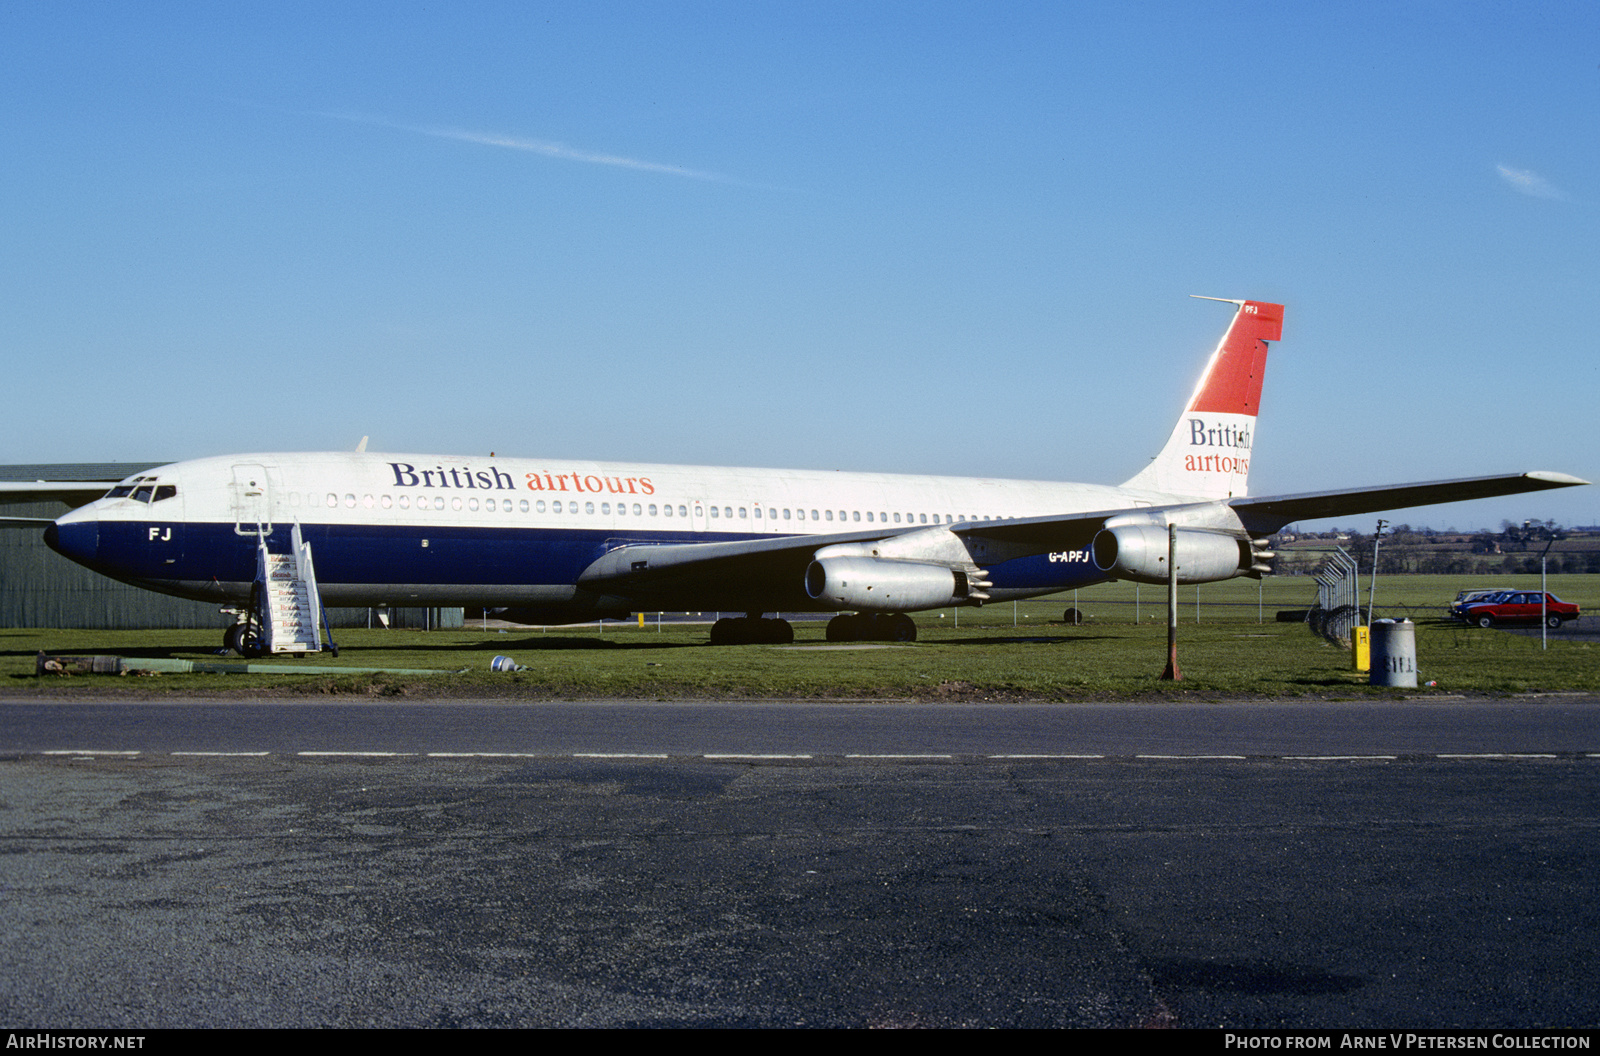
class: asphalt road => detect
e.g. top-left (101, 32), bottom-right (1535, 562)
top-left (2, 698), bottom-right (1597, 1029)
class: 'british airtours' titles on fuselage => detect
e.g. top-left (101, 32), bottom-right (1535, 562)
top-left (1186, 417), bottom-right (1251, 476)
top-left (388, 462), bottom-right (656, 496)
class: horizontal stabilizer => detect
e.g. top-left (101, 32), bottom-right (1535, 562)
top-left (1230, 471), bottom-right (1588, 534)
top-left (0, 480), bottom-right (116, 509)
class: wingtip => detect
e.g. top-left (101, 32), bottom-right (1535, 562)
top-left (1525, 471), bottom-right (1590, 487)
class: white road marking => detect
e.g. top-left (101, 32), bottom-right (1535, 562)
top-left (297, 751), bottom-right (416, 757)
top-left (43, 750), bottom-right (139, 756)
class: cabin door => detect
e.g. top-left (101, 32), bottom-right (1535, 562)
top-left (231, 463), bottom-right (274, 536)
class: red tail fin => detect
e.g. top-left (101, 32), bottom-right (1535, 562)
top-left (1188, 299), bottom-right (1283, 416)
top-left (1122, 298), bottom-right (1285, 499)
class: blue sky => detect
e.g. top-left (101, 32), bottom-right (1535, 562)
top-left (3, 1), bottom-right (1595, 531)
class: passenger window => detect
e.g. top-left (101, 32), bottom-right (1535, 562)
top-left (633, 504), bottom-right (642, 516)
top-left (585, 502), bottom-right (595, 514)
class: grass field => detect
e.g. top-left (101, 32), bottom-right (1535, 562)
top-left (5, 575), bottom-right (1596, 699)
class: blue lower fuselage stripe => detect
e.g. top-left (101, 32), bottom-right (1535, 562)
top-left (87, 520), bottom-right (1110, 603)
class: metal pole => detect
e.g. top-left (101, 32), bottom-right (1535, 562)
top-left (1541, 554), bottom-right (1549, 651)
top-left (1368, 520), bottom-right (1386, 622)
top-left (1161, 523), bottom-right (1181, 680)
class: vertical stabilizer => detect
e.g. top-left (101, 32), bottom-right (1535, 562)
top-left (1122, 298), bottom-right (1284, 498)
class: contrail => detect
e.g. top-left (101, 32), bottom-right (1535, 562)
top-left (1496, 164), bottom-right (1566, 200)
top-left (321, 110), bottom-right (735, 183)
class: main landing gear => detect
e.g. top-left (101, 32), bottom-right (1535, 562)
top-left (825, 613), bottom-right (917, 642)
top-left (710, 614), bottom-right (795, 645)
top-left (223, 620), bottom-right (265, 659)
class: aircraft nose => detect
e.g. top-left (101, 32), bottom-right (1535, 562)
top-left (45, 518), bottom-right (99, 566)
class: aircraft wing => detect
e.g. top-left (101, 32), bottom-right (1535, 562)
top-left (1228, 471), bottom-right (1588, 535)
top-left (0, 480), bottom-right (116, 509)
top-left (578, 505), bottom-right (1181, 598)
top-left (580, 525), bottom-right (927, 597)
top-left (580, 470), bottom-right (1589, 599)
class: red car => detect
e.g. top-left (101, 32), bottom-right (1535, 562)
top-left (1460, 591), bottom-right (1581, 629)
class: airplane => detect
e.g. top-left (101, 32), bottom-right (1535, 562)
top-left (5, 296), bottom-right (1586, 654)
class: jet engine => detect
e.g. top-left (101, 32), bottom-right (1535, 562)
top-left (1091, 524), bottom-right (1261, 585)
top-left (804, 556), bottom-right (975, 612)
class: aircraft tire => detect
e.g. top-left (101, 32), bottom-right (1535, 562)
top-left (888, 614), bottom-right (917, 642)
top-left (237, 629), bottom-right (265, 659)
top-left (224, 624), bottom-right (245, 655)
top-left (710, 617), bottom-right (737, 645)
top-left (1063, 607), bottom-right (1082, 625)
top-left (826, 615), bottom-right (858, 642)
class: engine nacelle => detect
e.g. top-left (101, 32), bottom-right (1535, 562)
top-left (1090, 525), bottom-right (1250, 585)
top-left (804, 556), bottom-right (968, 612)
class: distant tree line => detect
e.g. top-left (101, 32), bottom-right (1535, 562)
top-left (1270, 522), bottom-right (1600, 576)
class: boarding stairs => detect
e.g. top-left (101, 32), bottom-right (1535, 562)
top-left (246, 523), bottom-right (336, 656)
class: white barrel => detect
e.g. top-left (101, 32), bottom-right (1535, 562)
top-left (1369, 619), bottom-right (1418, 688)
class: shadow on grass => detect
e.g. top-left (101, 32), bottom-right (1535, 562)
top-left (924, 634), bottom-right (1119, 646)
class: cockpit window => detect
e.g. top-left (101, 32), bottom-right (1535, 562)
top-left (153, 485), bottom-right (177, 502)
top-left (107, 474), bottom-right (158, 501)
top-left (131, 486), bottom-right (154, 503)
